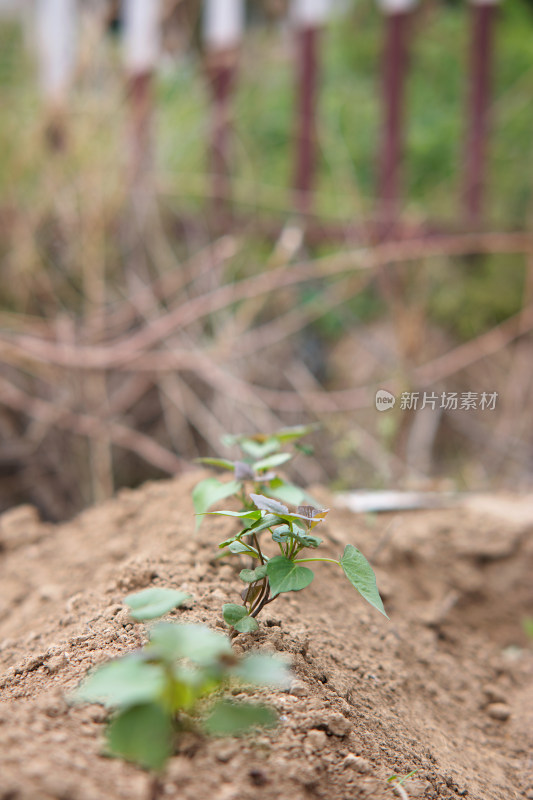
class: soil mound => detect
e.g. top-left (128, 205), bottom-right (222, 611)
top-left (1, 473), bottom-right (532, 800)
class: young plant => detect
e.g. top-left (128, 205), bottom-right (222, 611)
top-left (209, 493), bottom-right (387, 634)
top-left (193, 428), bottom-right (387, 634)
top-left (71, 588), bottom-right (291, 775)
top-left (192, 424), bottom-right (319, 525)
top-left (387, 769), bottom-right (420, 800)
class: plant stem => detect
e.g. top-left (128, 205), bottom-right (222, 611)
top-left (288, 538), bottom-right (299, 559)
top-left (250, 578), bottom-right (272, 618)
top-left (293, 557), bottom-right (340, 565)
top-left (252, 533), bottom-right (264, 564)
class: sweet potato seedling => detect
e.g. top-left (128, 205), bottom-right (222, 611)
top-left (215, 494), bottom-right (387, 633)
top-left (71, 588), bottom-right (291, 777)
top-left (193, 428), bottom-right (387, 635)
top-left (192, 424), bottom-right (320, 526)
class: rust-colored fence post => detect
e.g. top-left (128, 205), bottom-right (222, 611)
top-left (35, 0), bottom-right (78, 150)
top-left (123, 0), bottom-right (161, 208)
top-left (376, 0), bottom-right (417, 238)
top-left (204, 0), bottom-right (244, 229)
top-left (291, 0), bottom-right (331, 219)
top-left (463, 0), bottom-right (499, 228)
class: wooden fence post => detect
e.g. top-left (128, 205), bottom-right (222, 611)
top-left (204, 0), bottom-right (244, 227)
top-left (376, 0), bottom-right (417, 237)
top-left (291, 0), bottom-right (331, 218)
top-left (35, 0), bottom-right (78, 150)
top-left (464, 0), bottom-right (499, 227)
top-left (123, 0), bottom-right (162, 201)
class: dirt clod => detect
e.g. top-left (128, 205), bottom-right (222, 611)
top-left (322, 711), bottom-right (351, 737)
top-left (486, 702), bottom-right (511, 721)
top-left (289, 679), bottom-right (308, 696)
top-left (342, 754), bottom-right (371, 773)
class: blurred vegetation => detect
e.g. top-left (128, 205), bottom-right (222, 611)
top-left (1, 0), bottom-right (533, 518)
top-left (157, 0), bottom-right (532, 338)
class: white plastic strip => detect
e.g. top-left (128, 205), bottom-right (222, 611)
top-left (123, 0), bottom-right (162, 74)
top-left (204, 0), bottom-right (245, 50)
top-left (291, 0), bottom-right (332, 26)
top-left (35, 0), bottom-right (77, 103)
top-left (376, 0), bottom-right (418, 13)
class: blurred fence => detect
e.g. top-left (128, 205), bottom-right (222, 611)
top-left (30, 0), bottom-right (504, 236)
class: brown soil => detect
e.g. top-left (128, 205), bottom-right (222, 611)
top-left (1, 472), bottom-right (532, 800)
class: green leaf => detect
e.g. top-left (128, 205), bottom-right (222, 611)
top-left (239, 565), bottom-right (268, 583)
top-left (124, 588), bottom-right (190, 621)
top-left (228, 541), bottom-right (259, 556)
top-left (271, 525), bottom-right (321, 549)
top-left (299, 534), bottom-right (322, 548)
top-left (250, 494), bottom-right (289, 515)
top-left (194, 457), bottom-right (236, 471)
top-left (147, 623), bottom-right (232, 665)
top-left (222, 434), bottom-right (280, 460)
top-left (245, 513), bottom-right (283, 535)
top-left (253, 452), bottom-right (292, 472)
top-left (204, 700), bottom-right (277, 736)
top-left (271, 525), bottom-right (293, 543)
top-left (274, 423), bottom-right (320, 443)
top-left (222, 604), bottom-right (248, 626)
top-left (233, 615), bottom-right (259, 633)
top-left (106, 703), bottom-right (173, 772)
top-left (192, 478), bottom-right (242, 528)
top-left (218, 532), bottom-right (244, 548)
top-left (71, 656), bottom-right (165, 709)
top-left (266, 556), bottom-right (314, 597)
top-left (234, 653), bottom-right (292, 688)
top-left (207, 509), bottom-right (261, 520)
top-left (240, 439), bottom-right (280, 459)
top-left (340, 544), bottom-right (388, 618)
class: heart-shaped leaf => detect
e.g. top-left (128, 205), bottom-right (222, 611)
top-left (266, 556), bottom-right (314, 597)
top-left (233, 615), bottom-right (259, 633)
top-left (239, 565), bottom-right (268, 583)
top-left (106, 703), bottom-right (173, 771)
top-left (222, 603), bottom-right (248, 627)
top-left (340, 544), bottom-right (388, 618)
top-left (124, 588), bottom-right (190, 621)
